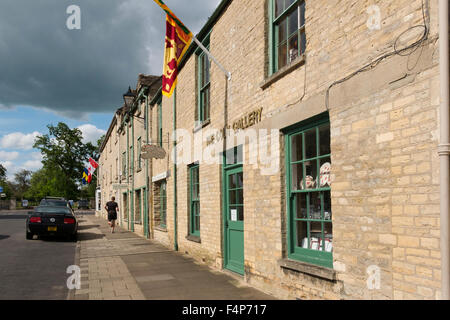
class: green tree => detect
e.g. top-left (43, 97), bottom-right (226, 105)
top-left (0, 164), bottom-right (6, 181)
top-left (0, 164), bottom-right (13, 199)
top-left (10, 169), bottom-right (32, 201)
top-left (33, 122), bottom-right (97, 200)
top-left (79, 134), bottom-right (103, 199)
top-left (24, 167), bottom-right (67, 201)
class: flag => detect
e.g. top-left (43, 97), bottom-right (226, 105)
top-left (82, 168), bottom-right (90, 185)
top-left (153, 0), bottom-right (193, 97)
top-left (89, 158), bottom-right (99, 169)
top-left (87, 163), bottom-right (95, 176)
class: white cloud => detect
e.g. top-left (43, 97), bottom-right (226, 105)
top-left (0, 160), bottom-right (17, 181)
top-left (1, 153), bottom-right (43, 181)
top-left (77, 124), bottom-right (106, 144)
top-left (0, 131), bottom-right (42, 150)
top-left (0, 150), bottom-right (20, 161)
top-left (30, 152), bottom-right (43, 161)
top-left (22, 160), bottom-right (43, 172)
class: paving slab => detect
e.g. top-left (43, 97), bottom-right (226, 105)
top-left (70, 213), bottom-right (275, 300)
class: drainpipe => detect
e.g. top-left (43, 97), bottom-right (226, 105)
top-left (149, 97), bottom-right (155, 240)
top-left (439, 0), bottom-right (450, 300)
top-left (131, 111), bottom-right (135, 233)
top-left (145, 94), bottom-right (150, 239)
top-left (173, 88), bottom-right (178, 251)
top-left (126, 118), bottom-right (130, 230)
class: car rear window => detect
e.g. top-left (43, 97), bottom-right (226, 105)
top-left (40, 200), bottom-right (67, 206)
top-left (35, 207), bottom-right (72, 215)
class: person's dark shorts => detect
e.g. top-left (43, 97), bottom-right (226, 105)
top-left (108, 211), bottom-right (117, 221)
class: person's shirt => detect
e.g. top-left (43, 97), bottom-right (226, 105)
top-left (105, 201), bottom-right (118, 213)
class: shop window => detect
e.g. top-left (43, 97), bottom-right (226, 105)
top-left (189, 164), bottom-right (200, 237)
top-left (135, 189), bottom-right (141, 224)
top-left (129, 146), bottom-right (133, 175)
top-left (137, 137), bottom-right (142, 170)
top-left (196, 36), bottom-right (211, 125)
top-left (154, 180), bottom-right (167, 229)
top-left (122, 152), bottom-right (127, 178)
top-left (286, 116), bottom-right (332, 268)
top-left (271, 0), bottom-right (306, 74)
top-left (123, 192), bottom-right (128, 221)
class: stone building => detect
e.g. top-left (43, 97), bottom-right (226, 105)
top-left (97, 0), bottom-right (448, 299)
top-left (98, 75), bottom-right (161, 235)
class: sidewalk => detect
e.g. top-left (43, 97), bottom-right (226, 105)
top-left (70, 213), bottom-right (275, 300)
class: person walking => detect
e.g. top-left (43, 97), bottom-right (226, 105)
top-left (105, 196), bottom-right (119, 233)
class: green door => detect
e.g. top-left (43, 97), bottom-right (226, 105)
top-left (224, 166), bottom-right (244, 275)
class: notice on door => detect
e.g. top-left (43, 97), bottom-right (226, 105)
top-left (231, 209), bottom-right (237, 222)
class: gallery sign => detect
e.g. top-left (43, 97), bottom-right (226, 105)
top-left (206, 107), bottom-right (264, 146)
top-left (232, 107), bottom-right (263, 131)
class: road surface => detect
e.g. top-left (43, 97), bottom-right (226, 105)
top-left (0, 209), bottom-right (84, 300)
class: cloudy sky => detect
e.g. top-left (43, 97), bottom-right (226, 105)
top-left (0, 0), bottom-right (221, 180)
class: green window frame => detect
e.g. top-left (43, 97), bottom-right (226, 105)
top-left (135, 189), bottom-right (142, 224)
top-left (123, 192), bottom-right (128, 222)
top-left (189, 164), bottom-right (200, 237)
top-left (129, 145), bottom-right (133, 174)
top-left (122, 152), bottom-right (127, 177)
top-left (158, 180), bottom-right (167, 228)
top-left (137, 137), bottom-right (142, 170)
top-left (197, 36), bottom-right (211, 124)
top-left (285, 115), bottom-right (332, 268)
top-left (157, 100), bottom-right (163, 147)
top-left (270, 0), bottom-right (306, 74)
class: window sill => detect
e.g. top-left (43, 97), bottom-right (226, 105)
top-left (155, 226), bottom-right (167, 233)
top-left (260, 54), bottom-right (306, 90)
top-left (193, 119), bottom-right (211, 133)
top-left (186, 234), bottom-right (201, 243)
top-left (278, 258), bottom-right (336, 282)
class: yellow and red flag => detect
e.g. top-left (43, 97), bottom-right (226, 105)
top-left (153, 0), bottom-right (193, 97)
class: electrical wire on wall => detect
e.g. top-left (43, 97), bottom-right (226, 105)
top-left (325, 0), bottom-right (430, 111)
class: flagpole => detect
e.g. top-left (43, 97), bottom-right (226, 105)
top-left (192, 36), bottom-right (231, 80)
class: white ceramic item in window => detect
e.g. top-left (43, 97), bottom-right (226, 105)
top-left (301, 237), bottom-right (308, 249)
top-left (325, 240), bottom-right (333, 253)
top-left (320, 162), bottom-right (331, 187)
top-left (310, 237), bottom-right (320, 251)
top-left (300, 175), bottom-right (316, 190)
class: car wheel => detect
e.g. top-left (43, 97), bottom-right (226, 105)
top-left (26, 231), bottom-right (33, 240)
top-left (69, 234), bottom-right (77, 242)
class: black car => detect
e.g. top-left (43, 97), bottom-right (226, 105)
top-left (26, 206), bottom-right (78, 241)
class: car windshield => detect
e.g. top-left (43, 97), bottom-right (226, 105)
top-left (40, 200), bottom-right (67, 206)
top-left (35, 207), bottom-right (72, 215)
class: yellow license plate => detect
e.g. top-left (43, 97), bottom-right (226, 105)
top-left (48, 226), bottom-right (57, 232)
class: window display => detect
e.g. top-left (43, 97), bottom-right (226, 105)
top-left (287, 119), bottom-right (333, 267)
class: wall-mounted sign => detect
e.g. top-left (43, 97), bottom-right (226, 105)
top-left (0, 187), bottom-right (3, 193)
top-left (152, 170), bottom-right (170, 183)
top-left (141, 144), bottom-right (166, 159)
top-left (232, 107), bottom-right (263, 131)
top-left (112, 184), bottom-right (129, 190)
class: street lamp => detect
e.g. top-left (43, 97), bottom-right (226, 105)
top-left (123, 86), bottom-right (146, 121)
top-left (123, 86), bottom-right (135, 109)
